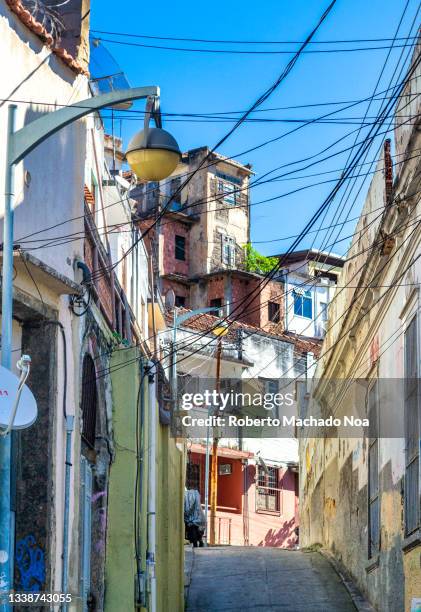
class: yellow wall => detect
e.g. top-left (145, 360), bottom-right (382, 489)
top-left (404, 546), bottom-right (421, 612)
top-left (105, 348), bottom-right (141, 611)
top-left (106, 348), bottom-right (185, 611)
top-left (156, 425), bottom-right (185, 612)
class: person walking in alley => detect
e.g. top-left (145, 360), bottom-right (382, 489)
top-left (184, 486), bottom-right (205, 547)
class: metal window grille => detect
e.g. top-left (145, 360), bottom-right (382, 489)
top-left (404, 315), bottom-right (420, 535)
top-left (81, 355), bottom-right (97, 448)
top-left (175, 235), bottom-right (186, 260)
top-left (256, 465), bottom-right (281, 512)
top-left (368, 381), bottom-right (380, 557)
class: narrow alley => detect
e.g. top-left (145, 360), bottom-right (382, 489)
top-left (186, 547), bottom-right (357, 612)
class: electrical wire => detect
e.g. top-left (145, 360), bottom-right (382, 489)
top-left (86, 0), bottom-right (339, 286)
top-left (94, 36), bottom-right (418, 56)
top-left (90, 30), bottom-right (419, 45)
top-left (89, 198), bottom-right (421, 382)
top-left (20, 153), bottom-right (421, 254)
top-left (8, 77), bottom-right (420, 249)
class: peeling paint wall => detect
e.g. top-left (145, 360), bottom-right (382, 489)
top-left (299, 45), bottom-right (421, 611)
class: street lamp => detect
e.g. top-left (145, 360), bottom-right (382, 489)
top-left (125, 94), bottom-right (181, 181)
top-left (126, 127), bottom-right (181, 181)
top-left (0, 86), bottom-right (179, 606)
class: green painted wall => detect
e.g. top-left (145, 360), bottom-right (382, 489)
top-left (105, 348), bottom-right (142, 611)
top-left (105, 349), bottom-right (185, 611)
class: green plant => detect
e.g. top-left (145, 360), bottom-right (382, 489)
top-left (243, 244), bottom-right (278, 274)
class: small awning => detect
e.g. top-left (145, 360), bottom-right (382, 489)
top-left (2, 251), bottom-right (82, 296)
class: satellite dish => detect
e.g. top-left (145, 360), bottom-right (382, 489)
top-left (165, 289), bottom-right (175, 310)
top-left (0, 366), bottom-right (37, 429)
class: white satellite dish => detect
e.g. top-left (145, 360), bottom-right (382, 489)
top-left (165, 289), bottom-right (175, 310)
top-left (0, 365), bottom-right (37, 429)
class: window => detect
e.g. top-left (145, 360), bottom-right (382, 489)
top-left (210, 298), bottom-right (222, 308)
top-left (175, 295), bottom-right (186, 307)
top-left (368, 381), bottom-right (380, 558)
top-left (210, 298), bottom-right (223, 316)
top-left (293, 288), bottom-right (313, 319)
top-left (175, 235), bottom-right (186, 261)
top-left (218, 180), bottom-right (236, 205)
top-left (319, 302), bottom-right (328, 322)
top-left (81, 355), bottom-right (97, 448)
top-left (268, 301), bottom-right (280, 323)
top-left (260, 379), bottom-right (279, 416)
top-left (169, 177), bottom-right (182, 211)
top-left (216, 172), bottom-right (241, 206)
top-left (256, 465), bottom-right (281, 512)
top-left (404, 315), bottom-right (420, 535)
top-left (221, 236), bottom-right (236, 267)
top-left (265, 379), bottom-right (279, 395)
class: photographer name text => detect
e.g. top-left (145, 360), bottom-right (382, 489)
top-left (181, 415), bottom-right (369, 428)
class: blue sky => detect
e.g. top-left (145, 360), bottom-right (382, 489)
top-left (90, 0), bottom-right (419, 255)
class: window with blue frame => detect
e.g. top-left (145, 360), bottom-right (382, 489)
top-left (218, 179), bottom-right (236, 205)
top-left (293, 289), bottom-right (313, 318)
top-left (216, 172), bottom-right (241, 206)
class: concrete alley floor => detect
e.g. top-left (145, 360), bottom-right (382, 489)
top-left (186, 546), bottom-right (357, 612)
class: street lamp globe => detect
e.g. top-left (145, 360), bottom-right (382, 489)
top-left (125, 127), bottom-right (181, 181)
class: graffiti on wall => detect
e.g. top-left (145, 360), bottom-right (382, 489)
top-left (15, 535), bottom-right (45, 592)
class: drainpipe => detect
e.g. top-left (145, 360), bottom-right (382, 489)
top-left (62, 414), bottom-right (74, 607)
top-left (146, 361), bottom-right (157, 612)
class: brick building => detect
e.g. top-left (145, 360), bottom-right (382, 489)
top-left (132, 146), bottom-right (288, 331)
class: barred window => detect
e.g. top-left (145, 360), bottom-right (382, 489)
top-left (81, 355), bottom-right (97, 448)
top-left (256, 465), bottom-right (281, 513)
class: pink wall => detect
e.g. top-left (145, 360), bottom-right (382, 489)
top-left (189, 451), bottom-right (298, 548)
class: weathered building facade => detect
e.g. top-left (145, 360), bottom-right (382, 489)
top-left (133, 147), bottom-right (290, 329)
top-left (1, 3), bottom-right (185, 610)
top-left (299, 45), bottom-right (421, 612)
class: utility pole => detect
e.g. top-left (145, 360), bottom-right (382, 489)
top-left (209, 334), bottom-right (222, 545)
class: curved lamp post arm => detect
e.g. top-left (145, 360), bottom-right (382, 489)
top-left (10, 86), bottom-right (160, 165)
